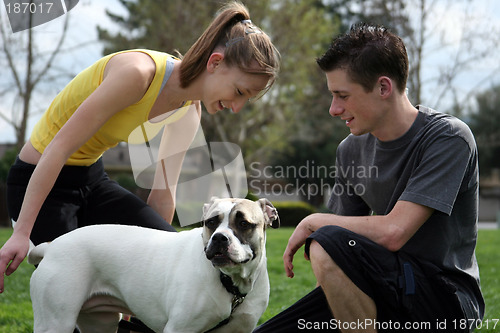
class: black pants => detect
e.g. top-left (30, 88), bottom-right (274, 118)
top-left (7, 156), bottom-right (176, 245)
top-left (255, 226), bottom-right (472, 333)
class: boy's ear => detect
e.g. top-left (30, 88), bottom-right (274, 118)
top-left (378, 76), bottom-right (393, 98)
top-left (207, 53), bottom-right (225, 73)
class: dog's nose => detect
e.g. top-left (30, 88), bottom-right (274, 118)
top-left (212, 233), bottom-right (229, 245)
top-left (212, 233), bottom-right (229, 246)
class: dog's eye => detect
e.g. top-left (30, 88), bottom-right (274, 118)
top-left (204, 218), bottom-right (218, 229)
top-left (238, 220), bottom-right (253, 230)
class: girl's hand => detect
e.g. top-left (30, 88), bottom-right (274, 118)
top-left (0, 232), bottom-right (31, 293)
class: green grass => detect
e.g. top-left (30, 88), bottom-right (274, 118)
top-left (0, 228), bottom-right (499, 332)
top-left (0, 228), bottom-right (35, 333)
top-left (475, 229), bottom-right (500, 332)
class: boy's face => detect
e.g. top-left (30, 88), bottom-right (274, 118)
top-left (325, 69), bottom-right (387, 137)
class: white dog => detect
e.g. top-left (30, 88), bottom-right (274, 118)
top-left (28, 197), bottom-right (280, 333)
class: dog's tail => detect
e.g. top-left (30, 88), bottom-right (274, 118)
top-left (27, 242), bottom-right (50, 265)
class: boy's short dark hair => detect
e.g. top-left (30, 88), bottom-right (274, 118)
top-left (317, 23), bottom-right (409, 93)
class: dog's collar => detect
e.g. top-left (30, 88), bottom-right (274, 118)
top-left (220, 272), bottom-right (247, 308)
top-left (204, 272), bottom-right (247, 333)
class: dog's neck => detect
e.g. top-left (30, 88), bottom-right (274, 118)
top-left (219, 272), bottom-right (247, 299)
top-left (219, 247), bottom-right (266, 295)
top-left (205, 272), bottom-right (248, 332)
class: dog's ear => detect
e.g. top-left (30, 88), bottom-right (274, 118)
top-left (258, 198), bottom-right (280, 229)
top-left (203, 196), bottom-right (219, 218)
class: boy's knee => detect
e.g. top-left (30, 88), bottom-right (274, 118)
top-left (308, 240), bottom-right (343, 283)
top-left (307, 226), bottom-right (366, 287)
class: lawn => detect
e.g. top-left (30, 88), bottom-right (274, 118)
top-left (0, 227), bottom-right (498, 332)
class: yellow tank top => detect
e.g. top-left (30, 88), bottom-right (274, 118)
top-left (30, 49), bottom-right (191, 166)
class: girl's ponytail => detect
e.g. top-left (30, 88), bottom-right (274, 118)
top-left (180, 1), bottom-right (279, 91)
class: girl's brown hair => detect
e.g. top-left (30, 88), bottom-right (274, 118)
top-left (179, 1), bottom-right (280, 93)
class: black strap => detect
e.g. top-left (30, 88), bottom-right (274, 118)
top-left (118, 317), bottom-right (155, 333)
top-left (204, 273), bottom-right (247, 332)
top-left (398, 261), bottom-right (416, 311)
top-left (219, 272), bottom-right (247, 300)
top-left (204, 317), bottom-right (231, 333)
top-left (118, 273), bottom-right (247, 333)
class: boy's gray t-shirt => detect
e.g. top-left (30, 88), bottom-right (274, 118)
top-left (328, 105), bottom-right (483, 315)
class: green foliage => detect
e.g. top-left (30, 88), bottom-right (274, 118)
top-left (0, 228), bottom-right (499, 332)
top-left (253, 2), bottom-right (349, 207)
top-left (271, 138), bottom-right (345, 207)
top-left (97, 0), bottom-right (342, 169)
top-left (0, 148), bottom-right (18, 182)
top-left (98, 0), bottom-right (222, 56)
top-left (468, 85), bottom-right (500, 176)
top-left (96, 0), bottom-right (347, 210)
top-left (240, 0), bottom-right (342, 163)
top-left (113, 172), bottom-right (138, 192)
top-left (272, 201), bottom-right (316, 227)
top-left (245, 192), bottom-right (260, 201)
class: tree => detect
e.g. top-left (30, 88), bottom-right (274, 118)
top-left (97, 0), bottom-right (345, 206)
top-left (97, 0), bottom-right (342, 163)
top-left (402, 0), bottom-right (500, 113)
top-left (98, 0), bottom-right (222, 57)
top-left (97, 0), bottom-right (500, 206)
top-left (205, 0), bottom-right (344, 159)
top-left (259, 0), bottom-right (349, 205)
top-left (323, 0), bottom-right (500, 114)
top-left (468, 85), bottom-right (500, 177)
top-left (0, 10), bottom-right (72, 149)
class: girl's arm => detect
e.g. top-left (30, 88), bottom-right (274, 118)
top-left (148, 102), bottom-right (202, 222)
top-left (0, 52), bottom-right (156, 292)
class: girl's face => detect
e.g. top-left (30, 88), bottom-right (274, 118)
top-left (202, 54), bottom-right (269, 115)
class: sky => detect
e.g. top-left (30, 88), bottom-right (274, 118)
top-left (0, 0), bottom-right (500, 143)
top-left (414, 0), bottom-right (500, 111)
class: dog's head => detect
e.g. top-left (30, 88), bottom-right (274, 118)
top-left (202, 197), bottom-right (279, 271)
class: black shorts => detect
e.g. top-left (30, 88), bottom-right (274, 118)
top-left (254, 226), bottom-right (470, 333)
top-left (7, 156), bottom-right (176, 245)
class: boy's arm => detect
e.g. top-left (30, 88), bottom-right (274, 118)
top-left (283, 200), bottom-right (433, 278)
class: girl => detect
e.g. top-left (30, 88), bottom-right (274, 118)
top-left (0, 1), bottom-right (280, 297)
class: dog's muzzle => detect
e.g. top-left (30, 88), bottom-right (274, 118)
top-left (205, 233), bottom-right (233, 266)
